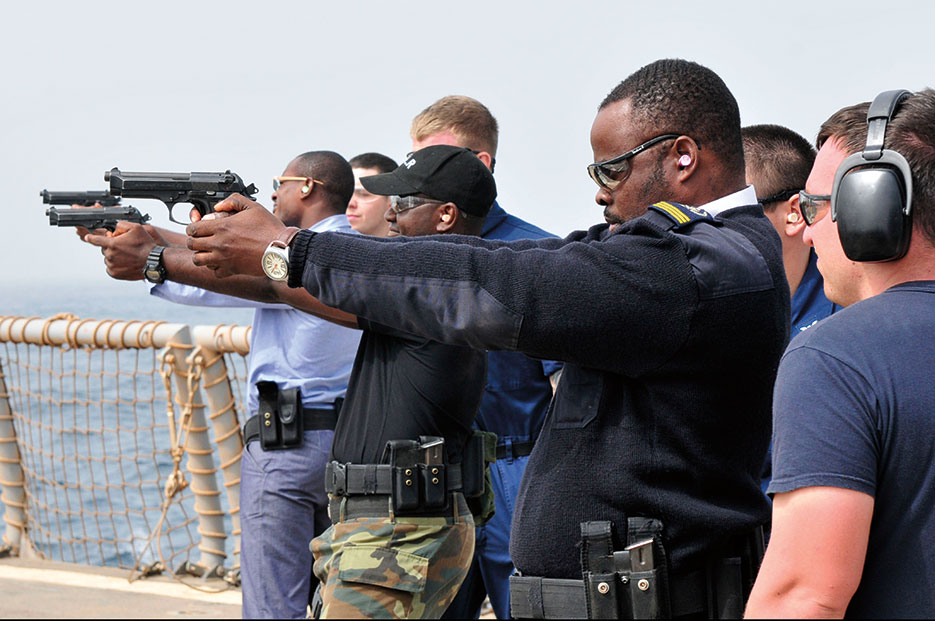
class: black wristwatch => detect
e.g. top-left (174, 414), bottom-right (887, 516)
top-left (143, 245), bottom-right (167, 284)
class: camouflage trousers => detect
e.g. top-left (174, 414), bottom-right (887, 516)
top-left (310, 493), bottom-right (475, 619)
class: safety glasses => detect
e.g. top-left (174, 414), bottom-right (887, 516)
top-left (272, 176), bottom-right (325, 191)
top-left (389, 195), bottom-right (446, 214)
top-left (587, 134), bottom-right (680, 190)
top-left (799, 190), bottom-right (832, 225)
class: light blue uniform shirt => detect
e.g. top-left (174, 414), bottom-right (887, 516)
top-left (151, 214), bottom-right (361, 413)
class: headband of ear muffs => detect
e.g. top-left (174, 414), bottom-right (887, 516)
top-left (831, 89), bottom-right (914, 262)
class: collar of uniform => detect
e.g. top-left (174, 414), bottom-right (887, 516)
top-left (697, 184), bottom-right (758, 216)
top-left (481, 201), bottom-right (507, 236)
top-left (310, 213), bottom-right (355, 234)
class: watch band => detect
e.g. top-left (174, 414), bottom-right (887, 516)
top-left (271, 227), bottom-right (301, 249)
top-left (143, 245), bottom-right (167, 284)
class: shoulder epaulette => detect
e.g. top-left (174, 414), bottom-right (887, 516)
top-left (647, 201), bottom-right (715, 229)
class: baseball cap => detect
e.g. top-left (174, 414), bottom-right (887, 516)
top-left (360, 145), bottom-right (497, 217)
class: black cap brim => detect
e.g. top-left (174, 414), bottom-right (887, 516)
top-left (360, 170), bottom-right (422, 197)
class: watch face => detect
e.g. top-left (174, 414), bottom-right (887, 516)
top-left (263, 251), bottom-right (288, 280)
top-left (145, 268), bottom-right (162, 281)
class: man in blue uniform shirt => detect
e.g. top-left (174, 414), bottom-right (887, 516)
top-left (743, 124), bottom-right (838, 335)
top-left (408, 95), bottom-right (561, 619)
top-left (86, 151), bottom-right (363, 619)
top-left (742, 125), bottom-right (839, 493)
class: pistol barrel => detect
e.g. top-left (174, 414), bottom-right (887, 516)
top-left (41, 189), bottom-right (121, 207)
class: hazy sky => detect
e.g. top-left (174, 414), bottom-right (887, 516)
top-left (2, 0), bottom-right (932, 294)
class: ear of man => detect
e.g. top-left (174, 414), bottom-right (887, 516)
top-left (673, 136), bottom-right (701, 182)
top-left (784, 194), bottom-right (806, 238)
top-left (473, 150), bottom-right (494, 172)
top-left (436, 203), bottom-right (458, 233)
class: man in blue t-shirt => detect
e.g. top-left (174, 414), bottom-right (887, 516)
top-left (409, 95), bottom-right (561, 620)
top-left (746, 89), bottom-right (935, 618)
top-left (742, 125), bottom-right (839, 493)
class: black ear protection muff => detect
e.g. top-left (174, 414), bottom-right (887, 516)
top-left (831, 89), bottom-right (914, 262)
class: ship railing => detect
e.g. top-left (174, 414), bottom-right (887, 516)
top-left (0, 314), bottom-right (251, 585)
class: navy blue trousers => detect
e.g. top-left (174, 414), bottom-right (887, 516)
top-left (443, 453), bottom-right (529, 619)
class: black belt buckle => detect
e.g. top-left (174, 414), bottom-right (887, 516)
top-left (326, 461), bottom-right (347, 496)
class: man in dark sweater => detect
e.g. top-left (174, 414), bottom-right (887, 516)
top-left (188, 59), bottom-right (789, 619)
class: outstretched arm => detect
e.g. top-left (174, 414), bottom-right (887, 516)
top-left (185, 194), bottom-right (693, 373)
top-left (85, 221), bottom-right (359, 329)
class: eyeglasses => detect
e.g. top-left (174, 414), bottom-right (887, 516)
top-left (272, 176), bottom-right (325, 191)
top-left (587, 134), bottom-right (681, 190)
top-left (799, 190), bottom-right (833, 225)
top-left (757, 189), bottom-right (799, 205)
top-left (389, 195), bottom-right (446, 214)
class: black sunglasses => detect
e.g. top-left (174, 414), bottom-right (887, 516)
top-left (587, 134), bottom-right (681, 190)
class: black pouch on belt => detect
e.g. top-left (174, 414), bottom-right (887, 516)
top-left (383, 439), bottom-right (422, 513)
top-left (419, 436), bottom-right (448, 510)
top-left (256, 381), bottom-right (303, 450)
top-left (579, 518), bottom-right (671, 619)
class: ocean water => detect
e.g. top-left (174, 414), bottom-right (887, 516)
top-left (0, 279), bottom-right (254, 326)
top-left (0, 278), bottom-right (253, 570)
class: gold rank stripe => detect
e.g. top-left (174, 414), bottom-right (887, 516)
top-left (654, 201), bottom-right (691, 224)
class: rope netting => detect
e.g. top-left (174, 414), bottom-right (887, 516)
top-left (0, 315), bottom-right (250, 582)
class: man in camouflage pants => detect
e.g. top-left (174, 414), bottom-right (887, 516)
top-left (304, 145), bottom-right (495, 618)
top-left (313, 496), bottom-right (475, 617)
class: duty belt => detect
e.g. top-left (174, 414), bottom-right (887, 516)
top-left (510, 569), bottom-right (708, 619)
top-left (325, 461), bottom-right (464, 496)
top-left (243, 406), bottom-right (340, 445)
top-left (511, 521), bottom-right (765, 620)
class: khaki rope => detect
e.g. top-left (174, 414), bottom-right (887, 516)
top-left (128, 349), bottom-right (229, 593)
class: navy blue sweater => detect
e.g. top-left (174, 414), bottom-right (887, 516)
top-left (288, 204), bottom-right (789, 578)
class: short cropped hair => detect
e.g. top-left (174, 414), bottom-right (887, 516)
top-left (742, 124), bottom-right (816, 211)
top-left (291, 150), bottom-right (354, 213)
top-left (817, 88), bottom-right (935, 245)
top-left (349, 152), bottom-right (397, 174)
top-left (410, 96), bottom-right (499, 157)
top-left (601, 59), bottom-right (745, 179)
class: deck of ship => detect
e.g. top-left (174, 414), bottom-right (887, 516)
top-left (0, 556), bottom-right (241, 618)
